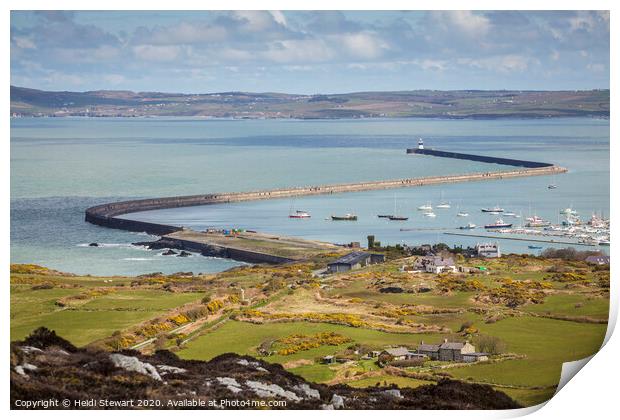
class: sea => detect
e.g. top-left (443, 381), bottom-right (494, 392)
top-left (11, 117), bottom-right (610, 276)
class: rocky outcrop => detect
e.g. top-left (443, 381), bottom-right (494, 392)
top-left (11, 328), bottom-right (522, 410)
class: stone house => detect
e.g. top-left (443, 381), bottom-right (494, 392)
top-left (417, 339), bottom-right (479, 362)
top-left (438, 339), bottom-right (476, 361)
top-left (416, 342), bottom-right (440, 360)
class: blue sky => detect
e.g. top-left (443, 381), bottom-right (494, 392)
top-left (10, 10), bottom-right (610, 93)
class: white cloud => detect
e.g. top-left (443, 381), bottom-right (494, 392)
top-left (432, 11), bottom-right (491, 38)
top-left (336, 32), bottom-right (389, 60)
top-left (269, 11), bottom-right (288, 27)
top-left (132, 44), bottom-right (183, 62)
top-left (13, 36), bottom-right (36, 49)
top-left (233, 11), bottom-right (281, 32)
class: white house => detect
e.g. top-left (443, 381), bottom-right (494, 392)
top-left (424, 256), bottom-right (457, 274)
top-left (476, 242), bottom-right (501, 258)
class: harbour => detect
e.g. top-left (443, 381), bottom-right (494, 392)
top-left (84, 145), bottom-right (568, 264)
top-left (12, 116), bottom-right (609, 275)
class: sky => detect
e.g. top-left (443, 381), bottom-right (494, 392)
top-left (10, 10), bottom-right (610, 94)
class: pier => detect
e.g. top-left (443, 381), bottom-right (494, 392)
top-left (85, 147), bottom-right (567, 264)
top-left (406, 144), bottom-right (554, 168)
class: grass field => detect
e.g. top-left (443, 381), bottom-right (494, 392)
top-left (10, 253), bottom-right (609, 408)
top-left (10, 285), bottom-right (202, 346)
top-left (525, 293), bottom-right (609, 319)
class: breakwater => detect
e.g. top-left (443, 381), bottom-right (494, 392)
top-left (406, 148), bottom-right (554, 168)
top-left (85, 161), bottom-right (566, 264)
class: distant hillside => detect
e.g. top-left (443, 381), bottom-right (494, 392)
top-left (10, 85), bottom-right (609, 119)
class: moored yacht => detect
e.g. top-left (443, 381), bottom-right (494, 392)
top-left (417, 203), bottom-right (433, 211)
top-left (481, 206), bottom-right (504, 213)
top-left (484, 218), bottom-right (512, 229)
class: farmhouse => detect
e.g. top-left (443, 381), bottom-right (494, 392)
top-left (417, 339), bottom-right (480, 362)
top-left (416, 342), bottom-right (440, 360)
top-left (327, 251), bottom-right (385, 273)
top-left (438, 339), bottom-right (476, 362)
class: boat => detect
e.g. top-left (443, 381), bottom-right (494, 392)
top-left (599, 240), bottom-right (610, 246)
top-left (503, 211), bottom-right (517, 217)
top-left (459, 222), bottom-right (476, 230)
top-left (481, 206), bottom-right (504, 213)
top-left (528, 245), bottom-right (543, 250)
top-left (525, 215), bottom-right (551, 227)
top-left (417, 203), bottom-right (432, 211)
top-left (331, 214), bottom-right (357, 221)
top-left (547, 184), bottom-right (558, 189)
top-left (436, 192), bottom-right (450, 209)
top-left (456, 211), bottom-right (469, 217)
top-left (377, 214), bottom-right (393, 218)
top-left (387, 194), bottom-right (408, 221)
top-left (560, 207), bottom-right (578, 216)
top-left (423, 211), bottom-right (436, 218)
top-left (484, 218), bottom-right (513, 229)
top-left (289, 210), bottom-right (311, 219)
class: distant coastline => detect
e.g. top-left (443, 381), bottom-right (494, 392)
top-left (11, 86), bottom-right (609, 120)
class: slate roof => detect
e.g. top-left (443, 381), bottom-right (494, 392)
top-left (329, 251), bottom-right (370, 266)
top-left (383, 347), bottom-right (411, 357)
top-left (417, 344), bottom-right (440, 352)
top-left (585, 256), bottom-right (610, 264)
top-left (439, 342), bottom-right (466, 350)
top-left (428, 256), bottom-right (455, 266)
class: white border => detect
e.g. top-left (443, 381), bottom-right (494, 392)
top-left (3, 1), bottom-right (616, 419)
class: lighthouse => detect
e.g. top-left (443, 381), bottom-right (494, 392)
top-left (418, 138), bottom-right (424, 150)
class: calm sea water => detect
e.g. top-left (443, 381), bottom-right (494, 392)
top-left (11, 117), bottom-right (609, 276)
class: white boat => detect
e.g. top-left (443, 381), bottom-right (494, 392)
top-left (456, 211), bottom-right (469, 217)
top-left (423, 211), bottom-right (436, 218)
top-left (289, 210), bottom-right (311, 219)
top-left (560, 207), bottom-right (579, 216)
top-left (436, 191), bottom-right (450, 208)
top-left (417, 203), bottom-right (433, 211)
top-left (503, 211), bottom-right (517, 217)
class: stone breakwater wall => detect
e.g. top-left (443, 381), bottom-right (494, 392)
top-left (159, 237), bottom-right (295, 264)
top-left (85, 165), bottom-right (566, 236)
top-left (406, 148), bottom-right (555, 168)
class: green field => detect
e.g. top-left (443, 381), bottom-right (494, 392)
top-left (448, 316), bottom-right (606, 388)
top-left (525, 293), bottom-right (609, 319)
top-left (10, 285), bottom-right (202, 346)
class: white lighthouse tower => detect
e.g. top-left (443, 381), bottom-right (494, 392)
top-left (418, 138), bottom-right (424, 150)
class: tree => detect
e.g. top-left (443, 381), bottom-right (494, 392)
top-left (475, 335), bottom-right (506, 355)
